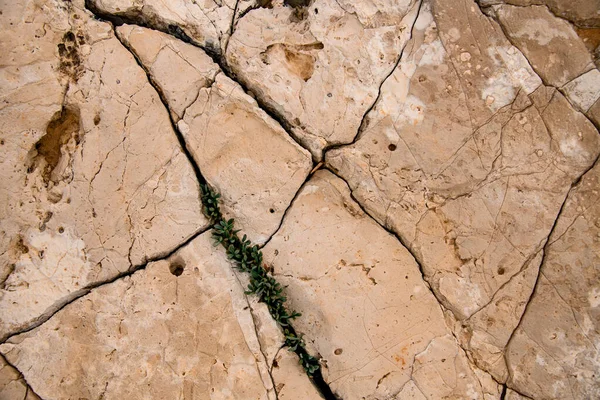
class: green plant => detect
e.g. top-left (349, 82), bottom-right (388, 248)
top-left (200, 184), bottom-right (321, 376)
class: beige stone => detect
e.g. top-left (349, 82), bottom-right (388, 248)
top-left (495, 4), bottom-right (595, 87)
top-left (0, 0), bottom-right (207, 340)
top-left (326, 0), bottom-right (600, 385)
top-left (0, 355), bottom-right (40, 400)
top-left (263, 170), bottom-right (499, 399)
top-left (563, 68), bottom-right (600, 115)
top-left (226, 0), bottom-right (423, 159)
top-left (505, 159), bottom-right (600, 399)
top-left (479, 0), bottom-right (600, 28)
top-left (89, 0), bottom-right (255, 53)
top-left (117, 24), bottom-right (313, 244)
top-left (117, 24), bottom-right (221, 121)
top-left (0, 232), bottom-right (317, 399)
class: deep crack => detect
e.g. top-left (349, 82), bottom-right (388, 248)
top-left (83, 5), bottom-right (338, 398)
top-left (0, 225), bottom-right (208, 343)
top-left (0, 354), bottom-right (45, 400)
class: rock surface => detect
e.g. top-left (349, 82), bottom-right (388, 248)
top-left (0, 355), bottom-right (40, 400)
top-left (0, 0), bottom-right (207, 341)
top-left (478, 0), bottom-right (600, 28)
top-left (89, 0), bottom-right (255, 54)
top-left (263, 170), bottom-right (500, 399)
top-left (226, 0), bottom-right (423, 159)
top-left (1, 0), bottom-right (600, 398)
top-left (327, 0), bottom-right (600, 388)
top-left (494, 4), bottom-right (595, 87)
top-left (117, 24), bottom-right (313, 244)
top-left (506, 159), bottom-right (600, 399)
top-left (0, 232), bottom-right (318, 399)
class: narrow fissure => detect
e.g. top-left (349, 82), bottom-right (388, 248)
top-left (84, 0), bottom-right (311, 158)
top-left (501, 156), bottom-right (598, 383)
top-left (0, 354), bottom-right (45, 400)
top-left (321, 0), bottom-right (424, 157)
top-left (84, 4), bottom-right (338, 398)
top-left (0, 226), bottom-right (209, 345)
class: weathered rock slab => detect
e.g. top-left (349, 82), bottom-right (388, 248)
top-left (0, 232), bottom-right (317, 399)
top-left (506, 159), bottom-right (600, 399)
top-left (494, 4), bottom-right (595, 87)
top-left (263, 170), bottom-right (499, 400)
top-left (0, 0), bottom-right (207, 341)
top-left (226, 0), bottom-right (423, 159)
top-left (117, 24), bottom-right (313, 244)
top-left (327, 0), bottom-right (600, 386)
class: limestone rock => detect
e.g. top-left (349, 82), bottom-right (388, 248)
top-left (0, 232), bottom-right (317, 399)
top-left (0, 355), bottom-right (40, 400)
top-left (326, 0), bottom-right (600, 384)
top-left (0, 0), bottom-right (207, 340)
top-left (262, 170), bottom-right (499, 399)
top-left (494, 4), bottom-right (595, 87)
top-left (478, 0), bottom-right (600, 28)
top-left (118, 24), bottom-right (313, 244)
top-left (89, 0), bottom-right (255, 54)
top-left (505, 159), bottom-right (600, 399)
top-left (226, 0), bottom-right (423, 159)
top-left (563, 68), bottom-right (600, 127)
top-left (117, 24), bottom-right (221, 121)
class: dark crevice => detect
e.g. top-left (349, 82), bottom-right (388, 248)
top-left (84, 0), bottom-right (311, 158)
top-left (0, 225), bottom-right (209, 344)
top-left (321, 0), bottom-right (424, 158)
top-left (259, 166), bottom-right (320, 250)
top-left (83, 5), bottom-right (338, 398)
top-left (0, 354), bottom-right (45, 400)
top-left (324, 166), bottom-right (439, 302)
top-left (500, 384), bottom-right (506, 400)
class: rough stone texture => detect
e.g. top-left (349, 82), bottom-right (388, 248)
top-left (117, 24), bottom-right (313, 244)
top-left (563, 68), bottom-right (600, 128)
top-left (478, 0), bottom-right (600, 28)
top-left (89, 0), bottom-right (255, 54)
top-left (505, 159), bottom-right (600, 399)
top-left (494, 5), bottom-right (595, 87)
top-left (0, 232), bottom-right (317, 399)
top-left (226, 0), bottom-right (423, 159)
top-left (2, 0), bottom-right (600, 398)
top-left (0, 0), bottom-right (207, 341)
top-left (327, 0), bottom-right (600, 386)
top-left (117, 24), bottom-right (221, 121)
top-left (0, 355), bottom-right (40, 400)
top-left (263, 170), bottom-right (500, 400)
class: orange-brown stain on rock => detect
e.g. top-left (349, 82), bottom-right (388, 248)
top-left (29, 106), bottom-right (81, 183)
top-left (261, 42), bottom-right (324, 81)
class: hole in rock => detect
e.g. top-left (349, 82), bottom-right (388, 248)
top-left (169, 258), bottom-right (186, 277)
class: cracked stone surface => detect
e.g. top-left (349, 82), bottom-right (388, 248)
top-left (0, 355), bottom-right (40, 400)
top-left (2, 0), bottom-right (600, 398)
top-left (263, 170), bottom-right (501, 399)
top-left (478, 0), bottom-right (600, 28)
top-left (494, 4), bottom-right (596, 88)
top-left (327, 0), bottom-right (600, 392)
top-left (0, 0), bottom-right (207, 341)
top-left (89, 0), bottom-right (256, 54)
top-left (0, 232), bottom-right (317, 399)
top-left (505, 158), bottom-right (600, 399)
top-left (117, 24), bottom-right (313, 244)
top-left (226, 0), bottom-right (424, 159)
